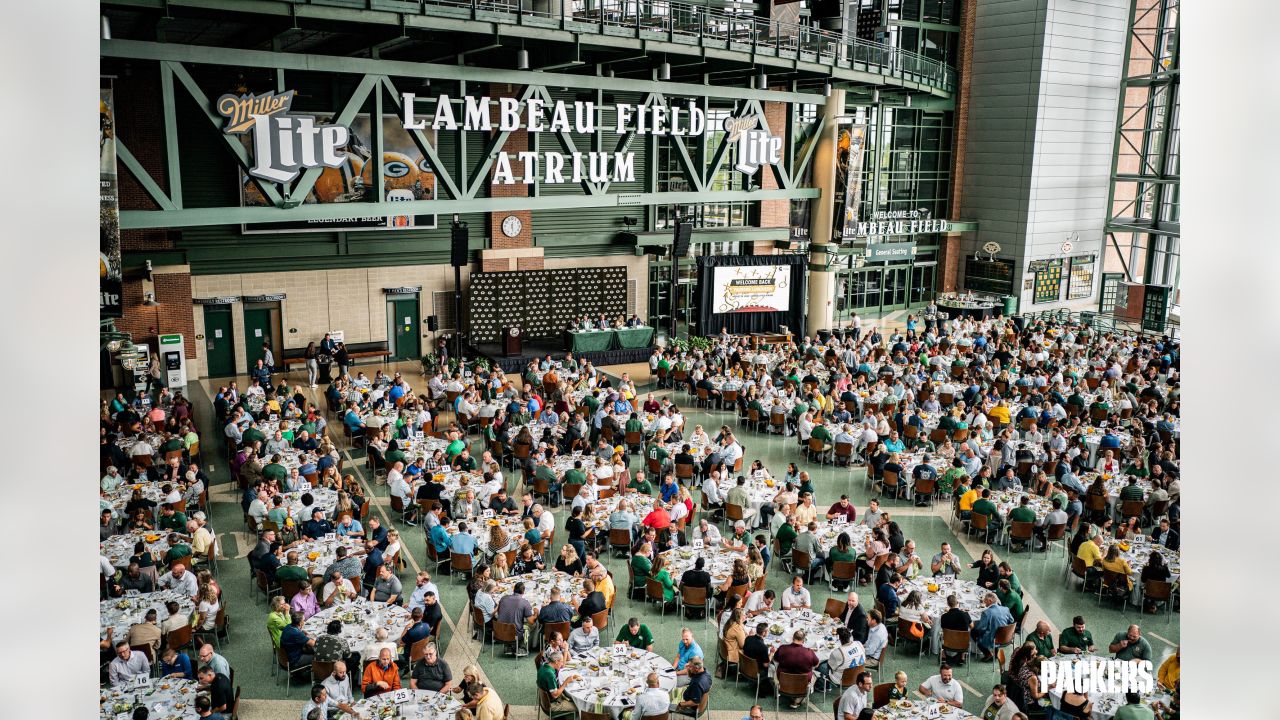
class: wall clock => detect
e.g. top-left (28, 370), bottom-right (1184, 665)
top-left (501, 215), bottom-right (523, 238)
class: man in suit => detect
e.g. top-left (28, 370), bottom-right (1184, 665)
top-left (836, 591), bottom-right (869, 643)
top-left (1149, 517), bottom-right (1179, 551)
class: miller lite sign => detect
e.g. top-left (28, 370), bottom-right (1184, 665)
top-left (217, 90), bottom-right (350, 184)
top-left (723, 115), bottom-right (782, 176)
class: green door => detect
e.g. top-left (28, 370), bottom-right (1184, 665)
top-left (243, 307), bottom-right (272, 369)
top-left (389, 297), bottom-right (420, 361)
top-left (883, 266), bottom-right (911, 311)
top-left (203, 306), bottom-right (236, 378)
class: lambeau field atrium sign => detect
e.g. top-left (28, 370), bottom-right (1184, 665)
top-left (219, 89), bottom-right (783, 187)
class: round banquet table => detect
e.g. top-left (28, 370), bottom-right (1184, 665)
top-left (493, 571), bottom-right (587, 614)
top-left (715, 473), bottom-right (776, 517)
top-left (289, 534), bottom-right (367, 577)
top-left (894, 576), bottom-right (986, 655)
top-left (1099, 533), bottom-right (1180, 603)
top-left (302, 598), bottom-right (412, 663)
top-left (281, 487), bottom-right (339, 520)
top-left (340, 688), bottom-right (463, 719)
top-left (872, 697), bottom-right (976, 719)
top-left (103, 530), bottom-right (172, 568)
top-left (101, 590), bottom-right (195, 641)
top-left (753, 608), bottom-right (844, 657)
top-left (1047, 656), bottom-right (1173, 720)
top-left (558, 646), bottom-right (677, 717)
top-left (810, 520), bottom-right (873, 556)
top-left (100, 679), bottom-right (203, 720)
top-left (410, 469), bottom-right (503, 508)
top-left (936, 298), bottom-right (998, 320)
top-left (660, 545), bottom-right (746, 587)
top-left (104, 481), bottom-right (167, 515)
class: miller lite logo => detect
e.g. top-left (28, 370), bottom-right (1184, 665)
top-left (217, 90), bottom-right (350, 184)
top-left (723, 116), bottom-right (782, 176)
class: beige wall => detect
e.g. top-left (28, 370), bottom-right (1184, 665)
top-left (188, 256), bottom-right (648, 379)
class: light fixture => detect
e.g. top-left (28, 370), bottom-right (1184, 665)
top-left (101, 15), bottom-right (111, 40)
top-left (658, 57), bottom-right (671, 81)
top-left (107, 339), bottom-right (123, 352)
top-left (872, 89), bottom-right (880, 103)
top-left (143, 291), bottom-right (160, 307)
top-left (823, 80), bottom-right (832, 98)
top-left (517, 47), bottom-right (529, 71)
top-left (905, 95), bottom-right (912, 108)
top-left (757, 70), bottom-right (768, 89)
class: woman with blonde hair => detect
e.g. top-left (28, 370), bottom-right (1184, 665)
top-left (490, 551), bottom-right (510, 580)
top-left (196, 569), bottom-right (221, 601)
top-left (485, 522), bottom-right (511, 561)
top-left (384, 529), bottom-right (403, 568)
top-left (194, 583), bottom-right (220, 632)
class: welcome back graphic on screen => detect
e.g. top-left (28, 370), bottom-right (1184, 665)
top-left (713, 265), bottom-right (791, 313)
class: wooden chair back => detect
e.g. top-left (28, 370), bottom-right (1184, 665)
top-left (450, 552), bottom-right (474, 575)
top-left (590, 609), bottom-right (610, 632)
top-left (871, 681), bottom-right (893, 708)
top-left (542, 621), bottom-right (571, 645)
top-left (311, 660), bottom-right (335, 682)
top-left (824, 598), bottom-right (846, 620)
top-left (776, 671), bottom-right (811, 698)
top-left (492, 621), bottom-right (520, 644)
top-left (1009, 521), bottom-right (1035, 542)
top-left (941, 629), bottom-right (971, 653)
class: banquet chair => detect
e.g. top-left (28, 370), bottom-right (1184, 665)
top-left (791, 549), bottom-right (817, 584)
top-left (311, 660), bottom-right (335, 683)
top-left (829, 562), bottom-right (857, 594)
top-left (280, 579), bottom-right (307, 601)
top-left (773, 666), bottom-right (814, 717)
top-left (896, 618), bottom-right (927, 658)
top-left (1007, 522), bottom-right (1035, 552)
top-left (967, 512), bottom-right (992, 543)
top-left (1142, 580), bottom-right (1176, 616)
top-left (537, 688), bottom-right (576, 720)
top-left (912, 477), bottom-right (937, 507)
top-left (254, 569), bottom-right (279, 605)
top-left (492, 620), bottom-right (527, 659)
top-left (471, 606), bottom-right (492, 643)
top-left (229, 686), bottom-right (240, 720)
top-left (880, 470), bottom-right (906, 501)
top-left (590, 609), bottom-right (610, 633)
top-left (1097, 570), bottom-right (1131, 612)
top-left (166, 625), bottom-right (194, 654)
top-left (679, 584), bottom-right (709, 620)
top-left (807, 438), bottom-right (834, 466)
top-left (737, 655), bottom-right (763, 702)
top-left (194, 605), bottom-right (227, 651)
top-left (542, 621), bottom-right (571, 649)
top-left (645, 579), bottom-right (671, 616)
top-left (450, 552), bottom-right (475, 583)
top-left (275, 644), bottom-right (312, 695)
top-left (940, 629), bottom-right (971, 668)
top-left (990, 624), bottom-right (1017, 676)
top-left (580, 711), bottom-right (612, 720)
top-left (823, 598), bottom-right (846, 621)
top-left (1068, 557), bottom-right (1091, 593)
top-left (870, 682), bottom-right (893, 709)
top-left (833, 442), bottom-right (854, 467)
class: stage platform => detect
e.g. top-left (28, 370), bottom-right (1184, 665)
top-left (471, 339), bottom-right (654, 373)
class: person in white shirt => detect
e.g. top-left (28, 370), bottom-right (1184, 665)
top-left (918, 665), bottom-right (964, 708)
top-left (322, 571), bottom-right (357, 606)
top-left (692, 519), bottom-right (722, 546)
top-left (720, 440), bottom-right (743, 469)
top-left (780, 576), bottom-right (811, 610)
top-left (322, 661), bottom-right (355, 705)
top-left (159, 564), bottom-right (198, 598)
top-left (743, 588), bottom-right (775, 616)
top-left (534, 505), bottom-right (556, 537)
top-left (386, 462), bottom-right (416, 525)
top-left (568, 617), bottom-right (600, 653)
top-left (108, 642), bottom-right (152, 686)
top-left (837, 670), bottom-right (872, 720)
top-left (701, 474), bottom-right (724, 509)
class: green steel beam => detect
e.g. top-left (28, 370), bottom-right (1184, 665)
top-left (159, 62), bottom-right (183, 209)
top-left (164, 60), bottom-right (286, 208)
top-left (116, 141), bottom-right (177, 212)
top-left (103, 39), bottom-right (829, 105)
top-left (371, 78), bottom-right (385, 204)
top-left (792, 113), bottom-right (826, 183)
top-left (120, 187), bottom-right (819, 229)
top-left (288, 73), bottom-right (379, 205)
top-left (533, 85), bottom-right (604, 196)
top-left (380, 77), bottom-right (465, 200)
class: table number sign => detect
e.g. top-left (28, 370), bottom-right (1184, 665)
top-left (691, 539), bottom-right (704, 550)
top-left (482, 509), bottom-right (495, 519)
top-left (391, 688), bottom-right (413, 704)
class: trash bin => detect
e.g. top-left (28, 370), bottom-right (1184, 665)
top-left (1001, 295), bottom-right (1018, 317)
top-left (830, 328), bottom-right (846, 343)
top-left (316, 356), bottom-right (333, 384)
top-left (816, 329), bottom-right (831, 344)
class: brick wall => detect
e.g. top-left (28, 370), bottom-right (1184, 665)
top-left (945, 0), bottom-right (976, 293)
top-left (759, 99), bottom-right (789, 229)
top-left (113, 68), bottom-right (175, 253)
top-left (939, 235), bottom-right (960, 293)
top-left (488, 84), bottom-right (535, 254)
top-left (114, 271), bottom-right (197, 358)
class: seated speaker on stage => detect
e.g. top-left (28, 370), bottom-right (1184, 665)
top-left (626, 315), bottom-right (644, 328)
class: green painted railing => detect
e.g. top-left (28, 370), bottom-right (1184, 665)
top-left (386, 0), bottom-right (956, 94)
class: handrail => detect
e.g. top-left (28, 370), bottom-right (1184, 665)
top-left (403, 0), bottom-right (956, 94)
top-left (1016, 309), bottom-right (1180, 340)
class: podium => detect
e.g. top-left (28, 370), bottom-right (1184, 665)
top-left (503, 326), bottom-right (523, 357)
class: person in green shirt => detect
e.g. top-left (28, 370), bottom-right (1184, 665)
top-left (263, 459), bottom-right (287, 484)
top-left (1007, 497), bottom-right (1038, 551)
top-left (615, 618), bottom-right (655, 651)
top-left (1057, 616), bottom-right (1096, 655)
top-left (1112, 693), bottom-right (1157, 720)
top-left (811, 423), bottom-right (833, 444)
top-left (159, 507), bottom-right (188, 533)
top-left (1109, 625), bottom-right (1152, 662)
top-left (996, 579), bottom-right (1023, 621)
top-left (266, 497), bottom-right (290, 528)
top-left (646, 443), bottom-right (668, 471)
top-left (266, 597), bottom-right (290, 647)
top-left (1027, 620), bottom-right (1055, 659)
top-left (630, 546), bottom-right (653, 585)
top-left (535, 461), bottom-right (561, 499)
top-left (625, 414), bottom-right (645, 436)
top-left (627, 471), bottom-right (654, 496)
top-left (276, 551), bottom-right (311, 582)
top-left (562, 461), bottom-right (588, 490)
top-left (164, 537), bottom-right (192, 564)
top-left (997, 563), bottom-right (1022, 597)
top-left (385, 444), bottom-right (408, 466)
top-left (971, 489), bottom-right (1002, 535)
top-left (537, 651), bottom-right (580, 714)
top-left (775, 517), bottom-right (798, 555)
top-left (651, 556), bottom-right (676, 607)
top-left (299, 419), bottom-right (318, 437)
top-left (243, 425), bottom-right (267, 446)
top-left (161, 436), bottom-right (185, 455)
top-left (454, 450), bottom-right (478, 472)
top-left (583, 393), bottom-right (601, 415)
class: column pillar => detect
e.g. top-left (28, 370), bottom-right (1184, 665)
top-left (805, 89), bottom-right (844, 337)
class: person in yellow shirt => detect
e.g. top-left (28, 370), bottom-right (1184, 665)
top-left (958, 480), bottom-right (980, 516)
top-left (988, 400), bottom-right (1011, 427)
top-left (1158, 648), bottom-right (1179, 690)
top-left (1075, 529), bottom-right (1104, 589)
top-left (1098, 544), bottom-right (1134, 591)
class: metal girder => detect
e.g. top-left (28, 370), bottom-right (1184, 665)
top-left (163, 59), bottom-right (286, 207)
top-left (119, 187), bottom-right (819, 229)
top-left (650, 93), bottom-right (707, 194)
top-left (461, 83), bottom-right (541, 199)
top-left (103, 39), bottom-right (827, 105)
top-left (532, 85), bottom-right (604, 196)
top-left (380, 77), bottom-right (465, 200)
top-left (116, 141), bottom-right (177, 212)
top-left (286, 73), bottom-right (379, 205)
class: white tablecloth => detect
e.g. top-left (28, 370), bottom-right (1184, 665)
top-left (302, 598), bottom-right (412, 663)
top-left (290, 535), bottom-right (367, 577)
top-left (103, 530), bottom-right (172, 568)
top-left (341, 688), bottom-right (463, 719)
top-left (100, 679), bottom-right (202, 720)
top-left (660, 545), bottom-right (745, 586)
top-left (100, 590), bottom-right (194, 641)
top-left (895, 576), bottom-right (986, 655)
top-left (493, 571), bottom-right (586, 615)
top-left (559, 646), bottom-right (677, 715)
top-left (872, 698), bottom-right (976, 719)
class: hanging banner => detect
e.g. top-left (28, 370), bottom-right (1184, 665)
top-left (240, 112), bottom-right (437, 233)
top-left (838, 125), bottom-right (868, 241)
top-left (100, 87), bottom-right (123, 318)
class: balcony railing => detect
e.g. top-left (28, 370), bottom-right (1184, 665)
top-left (388, 0), bottom-right (956, 94)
